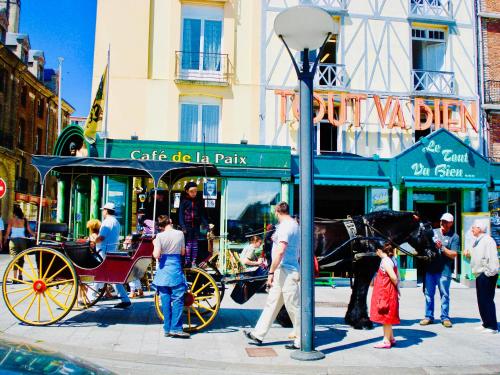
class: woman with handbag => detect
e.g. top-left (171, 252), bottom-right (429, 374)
top-left (5, 205), bottom-right (35, 283)
top-left (370, 242), bottom-right (400, 349)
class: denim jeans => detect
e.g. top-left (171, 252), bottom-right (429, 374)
top-left (424, 272), bottom-right (451, 321)
top-left (159, 283), bottom-right (186, 334)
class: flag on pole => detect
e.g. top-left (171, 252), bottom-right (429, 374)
top-left (83, 66), bottom-right (107, 144)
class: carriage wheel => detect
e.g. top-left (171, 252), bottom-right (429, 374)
top-left (154, 267), bottom-right (220, 332)
top-left (73, 281), bottom-right (108, 311)
top-left (2, 247), bottom-right (78, 326)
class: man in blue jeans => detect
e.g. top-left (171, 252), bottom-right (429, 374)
top-left (420, 213), bottom-right (459, 328)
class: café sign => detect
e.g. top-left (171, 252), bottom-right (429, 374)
top-left (396, 129), bottom-right (489, 182)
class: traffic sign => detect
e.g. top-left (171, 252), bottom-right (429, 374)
top-left (0, 178), bottom-right (5, 199)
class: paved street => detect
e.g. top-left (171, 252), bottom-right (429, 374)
top-left (0, 253), bottom-right (498, 375)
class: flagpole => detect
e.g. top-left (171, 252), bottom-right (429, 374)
top-left (102, 45), bottom-right (110, 200)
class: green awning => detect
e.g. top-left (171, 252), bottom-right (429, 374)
top-left (295, 175), bottom-right (390, 187)
top-left (403, 177), bottom-right (487, 189)
top-left (219, 168), bottom-right (289, 179)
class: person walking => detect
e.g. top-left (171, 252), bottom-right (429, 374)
top-left (179, 182), bottom-right (207, 267)
top-left (0, 214), bottom-right (4, 252)
top-left (464, 220), bottom-right (499, 334)
top-left (370, 242), bottom-right (400, 349)
top-left (243, 201), bottom-right (300, 350)
top-left (152, 215), bottom-right (190, 338)
top-left (420, 212), bottom-right (459, 328)
top-left (5, 205), bottom-right (35, 282)
top-left (94, 202), bottom-right (131, 308)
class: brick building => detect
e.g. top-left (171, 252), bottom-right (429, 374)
top-left (478, 0), bottom-right (500, 160)
top-left (0, 0), bottom-right (73, 223)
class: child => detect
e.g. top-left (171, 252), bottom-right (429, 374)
top-left (370, 242), bottom-right (400, 349)
top-left (86, 219), bottom-right (101, 251)
top-left (240, 235), bottom-right (266, 276)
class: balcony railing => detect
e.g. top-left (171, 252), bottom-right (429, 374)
top-left (410, 0), bottom-right (453, 20)
top-left (412, 69), bottom-right (455, 95)
top-left (175, 51), bottom-right (231, 85)
top-left (485, 80), bottom-right (500, 105)
top-left (307, 0), bottom-right (347, 12)
top-left (300, 63), bottom-right (347, 89)
top-left (315, 63), bottom-right (347, 89)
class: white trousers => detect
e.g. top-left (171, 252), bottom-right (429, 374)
top-left (253, 267), bottom-right (300, 346)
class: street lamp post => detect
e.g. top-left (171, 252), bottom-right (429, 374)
top-left (274, 6), bottom-right (334, 361)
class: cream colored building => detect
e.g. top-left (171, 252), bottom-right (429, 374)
top-left (93, 0), bottom-right (262, 144)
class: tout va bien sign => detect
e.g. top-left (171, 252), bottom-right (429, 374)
top-left (275, 90), bottom-right (478, 133)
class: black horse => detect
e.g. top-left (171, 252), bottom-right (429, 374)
top-left (275, 210), bottom-right (437, 329)
top-left (315, 210), bottom-right (436, 329)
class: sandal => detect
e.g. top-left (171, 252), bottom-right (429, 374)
top-left (374, 341), bottom-right (391, 349)
top-left (390, 338), bottom-right (396, 346)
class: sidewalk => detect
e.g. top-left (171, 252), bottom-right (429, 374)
top-left (0, 253), bottom-right (499, 374)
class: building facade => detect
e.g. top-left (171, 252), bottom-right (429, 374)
top-left (0, 0), bottom-right (73, 223)
top-left (83, 0), bottom-right (491, 280)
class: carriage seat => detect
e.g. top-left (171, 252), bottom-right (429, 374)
top-left (63, 241), bottom-right (103, 269)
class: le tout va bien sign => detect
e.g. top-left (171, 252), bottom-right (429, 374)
top-left (274, 90), bottom-right (478, 133)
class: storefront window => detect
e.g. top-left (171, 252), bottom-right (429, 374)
top-left (106, 176), bottom-right (128, 238)
top-left (226, 180), bottom-right (281, 244)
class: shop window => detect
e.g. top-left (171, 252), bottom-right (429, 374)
top-left (226, 180), bottom-right (281, 244)
top-left (180, 100), bottom-right (220, 143)
top-left (105, 176), bottom-right (128, 238)
top-left (181, 5), bottom-right (223, 72)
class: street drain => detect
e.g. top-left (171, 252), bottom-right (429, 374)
top-left (245, 347), bottom-right (278, 357)
top-left (315, 301), bottom-right (348, 308)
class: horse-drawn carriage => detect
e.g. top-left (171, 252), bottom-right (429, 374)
top-left (2, 156), bottom-right (224, 330)
top-left (2, 155), bottom-right (437, 331)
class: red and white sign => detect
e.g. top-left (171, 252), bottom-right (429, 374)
top-left (0, 178), bottom-right (6, 199)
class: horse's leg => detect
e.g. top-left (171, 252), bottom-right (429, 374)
top-left (345, 258), bottom-right (378, 330)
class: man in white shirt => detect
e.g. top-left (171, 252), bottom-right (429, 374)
top-left (465, 220), bottom-right (499, 334)
top-left (244, 201), bottom-right (300, 350)
top-left (94, 202), bottom-right (131, 309)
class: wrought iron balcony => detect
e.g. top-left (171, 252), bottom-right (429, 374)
top-left (485, 80), bottom-right (500, 105)
top-left (412, 69), bottom-right (455, 95)
top-left (315, 63), bottom-right (347, 89)
top-left (307, 0), bottom-right (347, 12)
top-left (175, 51), bottom-right (231, 85)
top-left (409, 0), bottom-right (453, 21)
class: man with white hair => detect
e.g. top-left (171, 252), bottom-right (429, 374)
top-left (465, 220), bottom-right (499, 334)
top-left (420, 213), bottom-right (459, 328)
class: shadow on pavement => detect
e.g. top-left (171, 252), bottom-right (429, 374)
top-left (398, 317), bottom-right (481, 326)
top-left (319, 327), bottom-right (436, 355)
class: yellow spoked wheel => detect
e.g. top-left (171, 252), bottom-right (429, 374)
top-left (2, 247), bottom-right (78, 326)
top-left (154, 267), bottom-right (220, 332)
top-left (73, 281), bottom-right (108, 311)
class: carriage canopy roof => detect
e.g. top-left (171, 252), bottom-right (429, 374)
top-left (31, 155), bottom-right (219, 187)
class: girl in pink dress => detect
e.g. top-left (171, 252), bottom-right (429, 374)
top-left (370, 242), bottom-right (400, 349)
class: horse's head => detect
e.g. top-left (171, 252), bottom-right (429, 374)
top-left (406, 219), bottom-right (438, 261)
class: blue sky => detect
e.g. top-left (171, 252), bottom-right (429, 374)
top-left (20, 0), bottom-right (97, 117)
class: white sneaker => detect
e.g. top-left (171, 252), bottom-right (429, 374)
top-left (481, 328), bottom-right (498, 334)
top-left (474, 325), bottom-right (485, 331)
